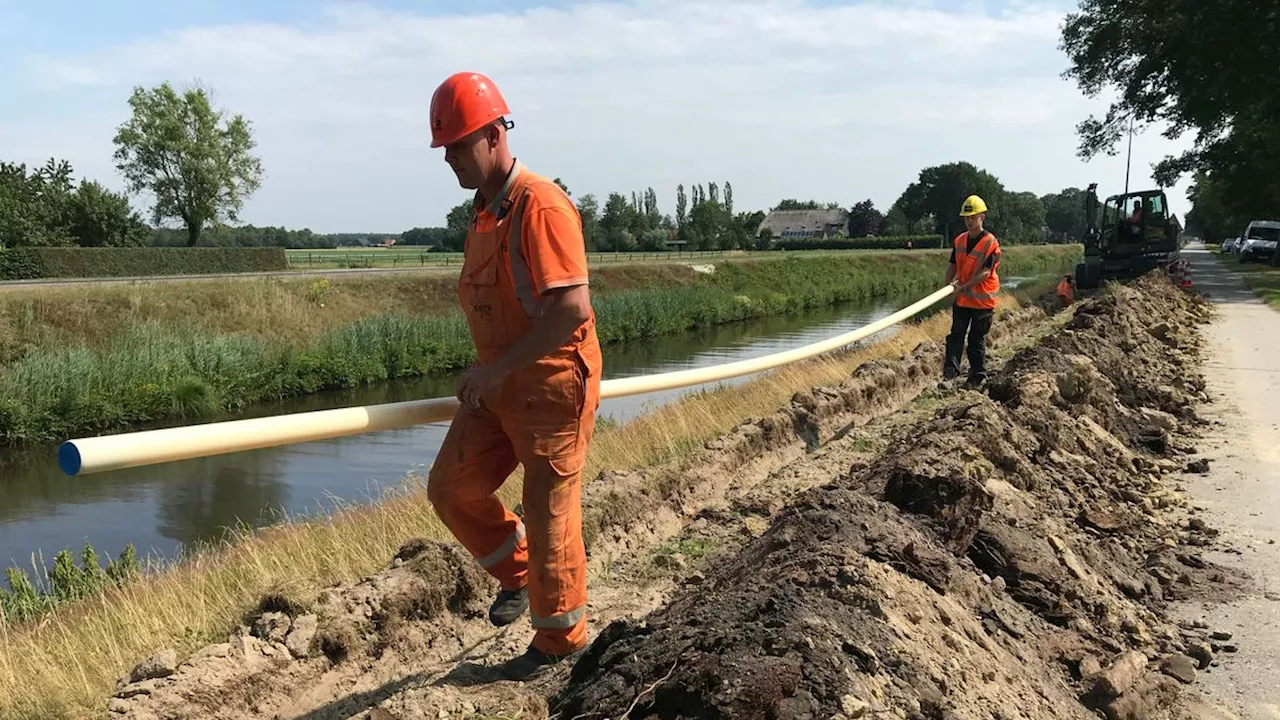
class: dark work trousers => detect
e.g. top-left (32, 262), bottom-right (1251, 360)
top-left (944, 304), bottom-right (994, 382)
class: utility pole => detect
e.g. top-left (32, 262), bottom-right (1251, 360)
top-left (1123, 115), bottom-right (1135, 195)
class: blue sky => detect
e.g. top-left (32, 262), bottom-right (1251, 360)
top-left (1, 0), bottom-right (1191, 233)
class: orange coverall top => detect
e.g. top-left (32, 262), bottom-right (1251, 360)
top-left (952, 230), bottom-right (1002, 310)
top-left (1056, 276), bottom-right (1075, 305)
top-left (458, 160), bottom-right (603, 459)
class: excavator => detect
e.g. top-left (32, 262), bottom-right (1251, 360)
top-left (1074, 183), bottom-right (1181, 290)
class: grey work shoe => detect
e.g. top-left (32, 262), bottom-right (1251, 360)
top-left (488, 586), bottom-right (529, 627)
top-left (498, 644), bottom-right (585, 682)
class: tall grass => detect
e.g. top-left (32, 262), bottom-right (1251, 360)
top-left (0, 247), bottom-right (1080, 445)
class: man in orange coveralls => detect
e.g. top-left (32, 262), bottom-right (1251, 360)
top-left (425, 71), bottom-right (602, 680)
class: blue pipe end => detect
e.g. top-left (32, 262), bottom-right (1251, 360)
top-left (58, 441), bottom-right (82, 476)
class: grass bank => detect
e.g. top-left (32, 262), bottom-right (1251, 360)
top-left (0, 272), bottom-right (1059, 720)
top-left (0, 247), bottom-right (1080, 445)
top-left (1211, 247), bottom-right (1280, 310)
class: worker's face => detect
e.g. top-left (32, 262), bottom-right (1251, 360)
top-left (964, 213), bottom-right (985, 232)
top-left (443, 124), bottom-right (500, 190)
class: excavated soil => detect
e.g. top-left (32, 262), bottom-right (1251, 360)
top-left (106, 275), bottom-right (1247, 720)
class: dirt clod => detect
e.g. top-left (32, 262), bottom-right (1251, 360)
top-left (128, 650), bottom-right (177, 683)
top-left (1159, 654), bottom-right (1198, 684)
top-left (1187, 641), bottom-right (1214, 669)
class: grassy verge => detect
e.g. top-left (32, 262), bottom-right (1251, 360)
top-left (0, 247), bottom-right (1081, 444)
top-left (1210, 248), bottom-right (1280, 309)
top-left (0, 279), bottom-right (1058, 720)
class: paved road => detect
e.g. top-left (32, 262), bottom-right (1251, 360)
top-left (1175, 243), bottom-right (1280, 719)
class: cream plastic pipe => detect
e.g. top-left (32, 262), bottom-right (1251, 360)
top-left (58, 285), bottom-right (955, 476)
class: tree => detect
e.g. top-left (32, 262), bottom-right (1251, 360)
top-left (737, 210), bottom-right (766, 237)
top-left (1000, 191), bottom-right (1047, 245)
top-left (1185, 172), bottom-right (1244, 243)
top-left (676, 184), bottom-right (688, 229)
top-left (601, 192), bottom-right (637, 251)
top-left (642, 187), bottom-right (662, 233)
top-left (576, 193), bottom-right (601, 251)
top-left (708, 182), bottom-right (720, 206)
top-left (724, 181), bottom-right (734, 215)
top-left (1060, 0), bottom-right (1280, 263)
top-left (1039, 188), bottom-right (1089, 243)
top-left (553, 177), bottom-right (571, 197)
top-left (847, 199), bottom-right (884, 237)
top-left (686, 199), bottom-right (733, 250)
top-left (772, 199), bottom-right (821, 211)
top-left (0, 159), bottom-right (75, 247)
top-left (400, 226), bottom-right (452, 248)
top-left (891, 162), bottom-right (1004, 240)
top-left (638, 228), bottom-right (669, 251)
top-left (112, 81), bottom-right (263, 247)
top-left (67, 181), bottom-right (148, 247)
top-left (442, 199), bottom-right (473, 252)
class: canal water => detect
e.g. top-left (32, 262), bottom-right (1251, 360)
top-left (0, 287), bottom-right (977, 573)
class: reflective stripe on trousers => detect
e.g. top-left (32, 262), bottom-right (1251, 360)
top-left (532, 604), bottom-right (587, 630)
top-left (478, 521), bottom-right (526, 569)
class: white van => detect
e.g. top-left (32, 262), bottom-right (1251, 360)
top-left (1238, 220), bottom-right (1279, 263)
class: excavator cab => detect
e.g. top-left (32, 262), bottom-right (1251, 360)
top-left (1076, 185), bottom-right (1178, 289)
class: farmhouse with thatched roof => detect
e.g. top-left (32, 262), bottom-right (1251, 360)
top-left (755, 208), bottom-right (849, 239)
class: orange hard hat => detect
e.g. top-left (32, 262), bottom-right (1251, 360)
top-left (429, 72), bottom-right (511, 148)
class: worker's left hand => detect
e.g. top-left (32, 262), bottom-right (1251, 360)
top-left (455, 364), bottom-right (507, 408)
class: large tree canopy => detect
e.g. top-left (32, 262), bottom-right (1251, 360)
top-left (1060, 0), bottom-right (1280, 230)
top-left (113, 82), bottom-right (264, 247)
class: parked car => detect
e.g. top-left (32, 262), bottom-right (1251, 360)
top-left (1238, 220), bottom-right (1280, 263)
top-left (1222, 236), bottom-right (1239, 253)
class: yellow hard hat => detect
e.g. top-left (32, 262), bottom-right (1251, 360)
top-left (959, 195), bottom-right (988, 217)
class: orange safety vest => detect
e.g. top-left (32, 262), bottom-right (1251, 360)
top-left (458, 162), bottom-right (602, 455)
top-left (952, 230), bottom-right (1001, 310)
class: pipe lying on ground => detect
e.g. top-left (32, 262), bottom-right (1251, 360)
top-left (58, 286), bottom-right (956, 476)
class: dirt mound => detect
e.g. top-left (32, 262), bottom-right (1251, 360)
top-left (553, 273), bottom-right (1243, 719)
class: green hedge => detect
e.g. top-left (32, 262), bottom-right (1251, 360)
top-left (0, 247), bottom-right (289, 280)
top-left (773, 235), bottom-right (944, 251)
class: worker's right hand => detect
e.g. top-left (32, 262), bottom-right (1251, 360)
top-left (455, 363), bottom-right (506, 408)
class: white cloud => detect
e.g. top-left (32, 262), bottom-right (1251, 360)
top-left (6, 0), bottom-right (1196, 232)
